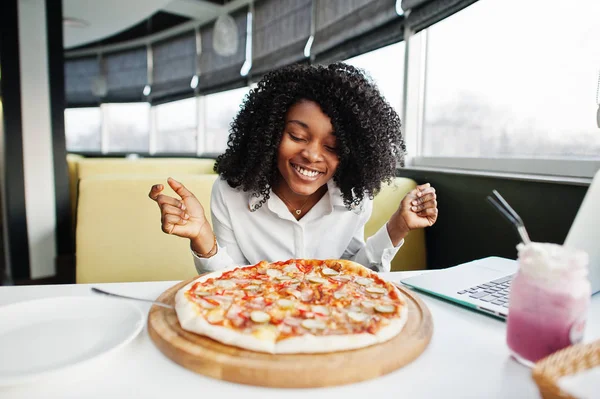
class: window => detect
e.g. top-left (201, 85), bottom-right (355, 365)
top-left (423, 0), bottom-right (600, 160)
top-left (203, 87), bottom-right (250, 153)
top-left (64, 108), bottom-right (101, 152)
top-left (103, 103), bottom-right (150, 152)
top-left (344, 42), bottom-right (405, 114)
top-left (155, 97), bottom-right (197, 153)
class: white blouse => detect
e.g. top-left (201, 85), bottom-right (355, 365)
top-left (192, 177), bottom-right (403, 274)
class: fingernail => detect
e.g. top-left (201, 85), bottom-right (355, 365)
top-left (412, 200), bottom-right (418, 206)
top-left (411, 206), bottom-right (417, 211)
top-left (182, 219), bottom-right (187, 224)
top-left (181, 203), bottom-right (186, 210)
top-left (184, 213), bottom-right (189, 219)
top-left (417, 192), bottom-right (422, 197)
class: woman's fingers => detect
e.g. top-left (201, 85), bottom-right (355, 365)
top-left (162, 213), bottom-right (188, 226)
top-left (416, 186), bottom-right (435, 198)
top-left (148, 184), bottom-right (164, 200)
top-left (149, 181), bottom-right (188, 210)
top-left (411, 198), bottom-right (437, 212)
top-left (161, 214), bottom-right (188, 234)
top-left (418, 207), bottom-right (439, 218)
top-left (403, 184), bottom-right (435, 204)
top-left (411, 192), bottom-right (436, 206)
top-left (155, 194), bottom-right (186, 210)
top-left (167, 177), bottom-right (195, 200)
top-left (161, 204), bottom-right (189, 220)
top-left (150, 179), bottom-right (203, 238)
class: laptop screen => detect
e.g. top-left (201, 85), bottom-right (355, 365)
top-left (564, 169), bottom-right (600, 294)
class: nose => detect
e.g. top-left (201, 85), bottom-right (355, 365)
top-left (301, 142), bottom-right (323, 163)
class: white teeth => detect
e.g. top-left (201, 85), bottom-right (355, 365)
top-left (293, 164), bottom-right (320, 177)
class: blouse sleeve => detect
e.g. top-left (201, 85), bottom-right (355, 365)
top-left (341, 199), bottom-right (404, 273)
top-left (192, 178), bottom-right (249, 274)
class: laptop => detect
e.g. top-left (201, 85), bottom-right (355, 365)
top-left (401, 169), bottom-right (600, 320)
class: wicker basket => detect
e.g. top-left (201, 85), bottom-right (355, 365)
top-left (532, 339), bottom-right (600, 399)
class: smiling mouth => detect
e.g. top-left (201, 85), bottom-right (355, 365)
top-left (291, 163), bottom-right (324, 178)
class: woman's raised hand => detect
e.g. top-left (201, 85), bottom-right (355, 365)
top-left (397, 183), bottom-right (438, 230)
top-left (148, 177), bottom-right (208, 240)
top-left (386, 183), bottom-right (438, 246)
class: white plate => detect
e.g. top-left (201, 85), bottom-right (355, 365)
top-left (0, 296), bottom-right (144, 386)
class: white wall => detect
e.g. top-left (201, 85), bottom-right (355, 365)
top-left (18, 0), bottom-right (57, 279)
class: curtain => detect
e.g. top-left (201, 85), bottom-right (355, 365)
top-left (104, 47), bottom-right (148, 102)
top-left (64, 56), bottom-right (101, 107)
top-left (251, 0), bottom-right (312, 77)
top-left (198, 6), bottom-right (248, 94)
top-left (312, 0), bottom-right (401, 62)
top-left (152, 32), bottom-right (197, 102)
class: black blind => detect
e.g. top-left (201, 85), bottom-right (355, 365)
top-left (104, 47), bottom-right (148, 102)
top-left (152, 31), bottom-right (197, 101)
top-left (252, 0), bottom-right (312, 77)
top-left (64, 56), bottom-right (101, 107)
top-left (401, 0), bottom-right (429, 10)
top-left (312, 0), bottom-right (401, 62)
top-left (198, 6), bottom-right (248, 94)
top-left (403, 0), bottom-right (479, 32)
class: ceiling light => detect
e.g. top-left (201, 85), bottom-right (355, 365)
top-left (240, 60), bottom-right (251, 77)
top-left (395, 0), bottom-right (404, 16)
top-left (303, 36), bottom-right (314, 58)
top-left (190, 75), bottom-right (199, 89)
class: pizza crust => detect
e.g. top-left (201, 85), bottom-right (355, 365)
top-left (175, 267), bottom-right (278, 353)
top-left (174, 262), bottom-right (408, 354)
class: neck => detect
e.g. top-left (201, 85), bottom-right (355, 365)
top-left (273, 179), bottom-right (328, 213)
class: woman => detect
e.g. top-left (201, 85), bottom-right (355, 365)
top-left (149, 63), bottom-right (438, 274)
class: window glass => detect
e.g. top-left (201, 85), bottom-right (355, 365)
top-left (204, 87), bottom-right (250, 153)
top-left (104, 103), bottom-right (150, 152)
top-left (424, 0), bottom-right (600, 158)
top-left (344, 42), bottom-right (405, 114)
top-left (155, 97), bottom-right (197, 153)
top-left (64, 107), bottom-right (101, 152)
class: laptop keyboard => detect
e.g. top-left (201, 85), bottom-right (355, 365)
top-left (457, 275), bottom-right (514, 307)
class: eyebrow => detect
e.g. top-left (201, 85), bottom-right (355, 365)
top-left (286, 120), bottom-right (310, 130)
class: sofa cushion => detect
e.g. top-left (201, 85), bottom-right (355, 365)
top-left (76, 174), bottom-right (218, 283)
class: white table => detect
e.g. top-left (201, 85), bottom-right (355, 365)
top-left (1, 271), bottom-right (598, 399)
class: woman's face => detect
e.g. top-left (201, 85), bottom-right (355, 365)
top-left (276, 100), bottom-right (340, 197)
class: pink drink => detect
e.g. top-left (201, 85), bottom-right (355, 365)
top-left (506, 243), bottom-right (590, 367)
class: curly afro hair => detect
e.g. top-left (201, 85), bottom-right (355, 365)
top-left (214, 62), bottom-right (405, 210)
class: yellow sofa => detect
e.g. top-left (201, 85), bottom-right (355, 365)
top-left (76, 174), bottom-right (218, 283)
top-left (365, 177), bottom-right (427, 271)
top-left (66, 153), bottom-right (84, 228)
top-left (67, 156), bottom-right (217, 228)
top-left (76, 175), bottom-right (426, 283)
top-left (77, 158), bottom-right (217, 180)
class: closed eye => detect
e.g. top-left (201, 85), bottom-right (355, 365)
top-left (325, 146), bottom-right (337, 153)
top-left (288, 132), bottom-right (305, 142)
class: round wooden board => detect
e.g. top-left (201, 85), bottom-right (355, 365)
top-left (148, 278), bottom-right (433, 388)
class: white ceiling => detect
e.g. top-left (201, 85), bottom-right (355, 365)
top-left (63, 0), bottom-right (249, 50)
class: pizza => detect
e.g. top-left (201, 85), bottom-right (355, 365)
top-left (174, 259), bottom-right (408, 354)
